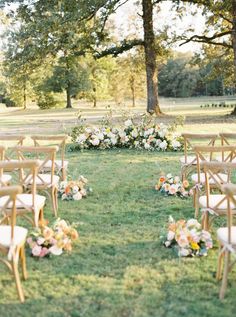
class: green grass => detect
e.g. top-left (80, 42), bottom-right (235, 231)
top-left (0, 149), bottom-right (236, 317)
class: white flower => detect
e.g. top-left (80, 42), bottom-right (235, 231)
top-left (166, 173), bottom-right (172, 179)
top-left (167, 231), bottom-right (175, 241)
top-left (172, 139), bottom-right (181, 149)
top-left (59, 181), bottom-right (67, 190)
top-left (169, 215), bottom-right (174, 223)
top-left (178, 248), bottom-right (190, 257)
top-left (85, 128), bottom-right (92, 134)
top-left (155, 139), bottom-right (161, 146)
top-left (61, 193), bottom-right (67, 200)
top-left (90, 137), bottom-right (100, 146)
top-left (164, 241), bottom-right (171, 247)
top-left (32, 245), bottom-right (42, 256)
top-left (159, 140), bottom-right (167, 150)
top-left (111, 138), bottom-right (117, 145)
top-left (73, 192), bottom-right (83, 200)
top-left (97, 132), bottom-right (104, 140)
top-left (80, 189), bottom-right (87, 197)
top-left (144, 143), bottom-right (151, 150)
top-left (131, 129), bottom-right (138, 138)
top-left (49, 245), bottom-right (63, 256)
top-left (37, 237), bottom-right (45, 245)
top-left (174, 176), bottom-right (180, 183)
top-left (186, 219), bottom-right (201, 229)
top-left (158, 129), bottom-right (167, 138)
top-left (77, 134), bottom-right (87, 143)
top-left (124, 119), bottom-right (133, 127)
top-left (72, 186), bottom-right (79, 194)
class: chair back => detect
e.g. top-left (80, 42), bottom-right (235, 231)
top-left (181, 133), bottom-right (218, 164)
top-left (0, 160), bottom-right (39, 208)
top-left (12, 146), bottom-right (58, 187)
top-left (220, 133), bottom-right (236, 146)
top-left (201, 161), bottom-right (236, 212)
top-left (0, 135), bottom-right (25, 161)
top-left (193, 145), bottom-right (236, 184)
top-left (0, 185), bottom-right (23, 240)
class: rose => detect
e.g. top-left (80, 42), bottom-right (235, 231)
top-left (32, 245), bottom-right (42, 257)
top-left (73, 192), bottom-right (83, 200)
top-left (167, 231), bottom-right (175, 241)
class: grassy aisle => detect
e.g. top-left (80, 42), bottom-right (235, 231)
top-left (0, 150), bottom-right (235, 317)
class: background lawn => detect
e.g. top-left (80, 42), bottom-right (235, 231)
top-left (0, 149), bottom-right (235, 317)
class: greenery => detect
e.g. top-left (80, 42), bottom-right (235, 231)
top-left (0, 148), bottom-right (236, 316)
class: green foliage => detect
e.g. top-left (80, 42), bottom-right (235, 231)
top-left (36, 92), bottom-right (58, 110)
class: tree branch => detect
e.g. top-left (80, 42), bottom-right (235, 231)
top-left (94, 39), bottom-right (144, 58)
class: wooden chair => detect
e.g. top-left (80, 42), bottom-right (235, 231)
top-left (0, 185), bottom-right (28, 303)
top-left (0, 160), bottom-right (45, 227)
top-left (220, 133), bottom-right (236, 162)
top-left (216, 183), bottom-right (236, 299)
top-left (0, 135), bottom-right (25, 162)
top-left (0, 146), bottom-right (12, 186)
top-left (13, 146), bottom-right (59, 217)
top-left (31, 135), bottom-right (68, 180)
top-left (180, 133), bottom-right (218, 180)
top-left (199, 161), bottom-right (236, 230)
top-left (192, 145), bottom-right (236, 218)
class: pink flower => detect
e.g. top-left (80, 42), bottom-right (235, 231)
top-left (39, 247), bottom-right (50, 257)
top-left (32, 245), bottom-right (42, 257)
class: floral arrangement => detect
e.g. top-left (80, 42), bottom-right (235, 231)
top-left (163, 216), bottom-right (213, 257)
top-left (58, 176), bottom-right (91, 201)
top-left (27, 219), bottom-right (79, 258)
top-left (155, 173), bottom-right (192, 198)
top-left (71, 113), bottom-right (183, 151)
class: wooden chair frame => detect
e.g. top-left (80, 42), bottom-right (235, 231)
top-left (216, 183), bottom-right (236, 299)
top-left (192, 145), bottom-right (236, 218)
top-left (180, 133), bottom-right (218, 180)
top-left (13, 146), bottom-right (59, 216)
top-left (31, 135), bottom-right (68, 180)
top-left (0, 160), bottom-right (44, 227)
top-left (0, 146), bottom-right (12, 186)
top-left (0, 135), bottom-right (25, 162)
top-left (0, 185), bottom-right (27, 303)
top-left (200, 161), bottom-right (236, 230)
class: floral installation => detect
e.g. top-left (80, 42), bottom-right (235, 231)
top-left (163, 216), bottom-right (213, 257)
top-left (58, 176), bottom-right (92, 201)
top-left (27, 218), bottom-right (79, 258)
top-left (155, 173), bottom-right (192, 198)
top-left (71, 113), bottom-right (183, 151)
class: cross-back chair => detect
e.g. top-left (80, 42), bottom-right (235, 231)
top-left (0, 135), bottom-right (25, 162)
top-left (192, 145), bottom-right (236, 218)
top-left (0, 145), bottom-right (12, 186)
top-left (31, 135), bottom-right (68, 180)
top-left (13, 146), bottom-right (59, 216)
top-left (180, 133), bottom-right (218, 180)
top-left (199, 161), bottom-right (236, 230)
top-left (220, 133), bottom-right (236, 162)
top-left (0, 160), bottom-right (45, 227)
top-left (216, 183), bottom-right (236, 299)
top-left (0, 185), bottom-right (28, 303)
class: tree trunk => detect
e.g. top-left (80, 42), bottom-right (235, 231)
top-left (66, 83), bottom-right (72, 108)
top-left (231, 0), bottom-right (236, 115)
top-left (23, 81), bottom-right (26, 109)
top-left (130, 76), bottom-right (136, 107)
top-left (142, 0), bottom-right (162, 115)
top-left (93, 87), bottom-right (97, 108)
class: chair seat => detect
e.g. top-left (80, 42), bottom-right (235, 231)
top-left (191, 173), bottom-right (228, 184)
top-left (39, 160), bottom-right (69, 170)
top-left (217, 226), bottom-right (236, 246)
top-left (0, 174), bottom-right (12, 184)
top-left (0, 194), bottom-right (46, 211)
top-left (199, 194), bottom-right (236, 210)
top-left (180, 155), bottom-right (197, 165)
top-left (0, 225), bottom-right (28, 248)
top-left (25, 174), bottom-right (60, 186)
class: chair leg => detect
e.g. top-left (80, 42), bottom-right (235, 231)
top-left (216, 245), bottom-right (224, 280)
top-left (51, 187), bottom-right (57, 217)
top-left (194, 188), bottom-right (199, 218)
top-left (12, 256), bottom-right (25, 303)
top-left (203, 211), bottom-right (209, 231)
top-left (55, 188), bottom-right (58, 213)
top-left (219, 251), bottom-right (230, 300)
top-left (20, 245), bottom-right (27, 280)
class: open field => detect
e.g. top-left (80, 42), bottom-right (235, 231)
top-left (0, 100), bottom-right (236, 316)
top-left (0, 150), bottom-right (235, 317)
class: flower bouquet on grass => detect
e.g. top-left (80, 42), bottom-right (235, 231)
top-left (163, 216), bottom-right (213, 257)
top-left (58, 176), bottom-right (92, 201)
top-left (155, 173), bottom-right (192, 198)
top-left (27, 219), bottom-right (79, 258)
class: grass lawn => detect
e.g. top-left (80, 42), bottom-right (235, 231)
top-left (0, 149), bottom-right (236, 317)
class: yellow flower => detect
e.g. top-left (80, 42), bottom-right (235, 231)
top-left (106, 128), bottom-right (111, 133)
top-left (70, 228), bottom-right (79, 240)
top-left (43, 227), bottom-right (54, 240)
top-left (183, 180), bottom-right (189, 188)
top-left (191, 242), bottom-right (200, 250)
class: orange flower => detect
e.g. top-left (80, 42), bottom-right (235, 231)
top-left (43, 227), bottom-right (54, 240)
top-left (183, 180), bottom-right (189, 188)
top-left (65, 186), bottom-right (71, 194)
top-left (64, 241), bottom-right (72, 252)
top-left (38, 218), bottom-right (49, 228)
top-left (70, 228), bottom-right (79, 240)
top-left (159, 176), bottom-right (165, 183)
top-left (168, 223), bottom-right (176, 232)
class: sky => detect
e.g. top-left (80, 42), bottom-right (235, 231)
top-left (114, 0), bottom-right (206, 53)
